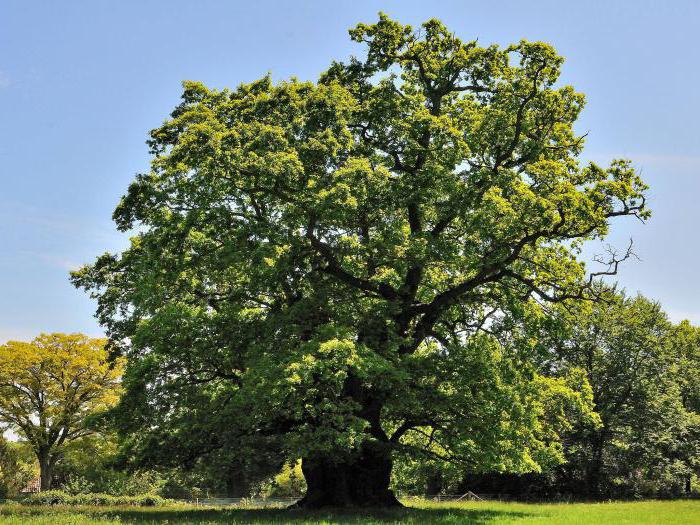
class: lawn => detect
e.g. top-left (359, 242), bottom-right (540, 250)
top-left (0, 499), bottom-right (698, 524)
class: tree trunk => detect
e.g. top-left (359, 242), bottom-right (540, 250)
top-left (586, 430), bottom-right (606, 498)
top-left (38, 453), bottom-right (54, 491)
top-left (292, 442), bottom-right (401, 508)
top-left (426, 468), bottom-right (444, 496)
top-left (224, 465), bottom-right (252, 498)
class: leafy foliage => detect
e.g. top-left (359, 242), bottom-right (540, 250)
top-left (0, 437), bottom-right (34, 499)
top-left (72, 14), bottom-right (648, 504)
top-left (0, 334), bottom-right (124, 490)
top-left (452, 291), bottom-right (700, 499)
top-left (551, 294), bottom-right (700, 497)
top-left (256, 461), bottom-right (307, 499)
top-left (23, 490), bottom-right (168, 507)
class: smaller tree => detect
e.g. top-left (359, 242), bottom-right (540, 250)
top-left (542, 293), bottom-right (700, 497)
top-left (0, 333), bottom-right (123, 490)
top-left (0, 436), bottom-right (34, 498)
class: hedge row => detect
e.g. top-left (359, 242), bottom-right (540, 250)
top-left (23, 490), bottom-right (169, 507)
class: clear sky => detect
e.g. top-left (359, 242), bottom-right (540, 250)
top-left (1, 0), bottom-right (698, 343)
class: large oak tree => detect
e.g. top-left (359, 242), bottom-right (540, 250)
top-left (73, 15), bottom-right (648, 507)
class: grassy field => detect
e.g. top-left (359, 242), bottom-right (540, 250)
top-left (0, 499), bottom-right (698, 524)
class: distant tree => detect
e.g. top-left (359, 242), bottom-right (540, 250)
top-left (0, 334), bottom-right (123, 490)
top-left (544, 294), bottom-right (700, 497)
top-left (73, 14), bottom-right (648, 507)
top-left (428, 292), bottom-right (700, 499)
top-left (0, 436), bottom-right (34, 498)
top-left (665, 320), bottom-right (700, 494)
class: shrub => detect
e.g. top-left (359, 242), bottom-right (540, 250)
top-left (25, 490), bottom-right (72, 505)
top-left (72, 493), bottom-right (116, 506)
top-left (256, 461), bottom-right (306, 499)
top-left (129, 494), bottom-right (167, 507)
top-left (62, 476), bottom-right (95, 495)
top-left (23, 490), bottom-right (169, 507)
top-left (100, 470), bottom-right (166, 497)
top-left (0, 438), bottom-right (34, 499)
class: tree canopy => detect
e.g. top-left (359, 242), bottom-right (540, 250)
top-left (553, 295), bottom-right (700, 497)
top-left (73, 14), bottom-right (648, 507)
top-left (448, 292), bottom-right (700, 499)
top-left (0, 334), bottom-right (123, 490)
top-left (0, 436), bottom-right (33, 499)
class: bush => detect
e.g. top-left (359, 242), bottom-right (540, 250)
top-left (72, 493), bottom-right (116, 506)
top-left (129, 494), bottom-right (167, 506)
top-left (0, 438), bottom-right (34, 499)
top-left (256, 461), bottom-right (306, 499)
top-left (61, 476), bottom-right (95, 495)
top-left (23, 490), bottom-right (169, 507)
top-left (100, 470), bottom-right (166, 497)
top-left (24, 490), bottom-right (72, 505)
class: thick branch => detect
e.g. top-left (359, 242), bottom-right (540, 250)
top-left (306, 220), bottom-right (399, 301)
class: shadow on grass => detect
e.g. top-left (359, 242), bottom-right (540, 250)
top-left (93, 506), bottom-right (533, 524)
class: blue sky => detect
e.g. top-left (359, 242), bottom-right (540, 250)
top-left (1, 0), bottom-right (699, 342)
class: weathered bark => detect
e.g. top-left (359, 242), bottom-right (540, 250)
top-left (292, 442), bottom-right (401, 508)
top-left (38, 453), bottom-right (54, 491)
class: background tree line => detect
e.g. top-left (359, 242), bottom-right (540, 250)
top-left (392, 290), bottom-right (700, 499)
top-left (2, 288), bottom-right (698, 500)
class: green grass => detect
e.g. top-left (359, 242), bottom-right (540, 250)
top-left (0, 499), bottom-right (698, 524)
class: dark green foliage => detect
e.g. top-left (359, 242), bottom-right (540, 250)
top-left (442, 291), bottom-right (700, 499)
top-left (0, 437), bottom-right (33, 499)
top-left (23, 490), bottom-right (169, 507)
top-left (552, 294), bottom-right (700, 498)
top-left (73, 14), bottom-right (648, 506)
